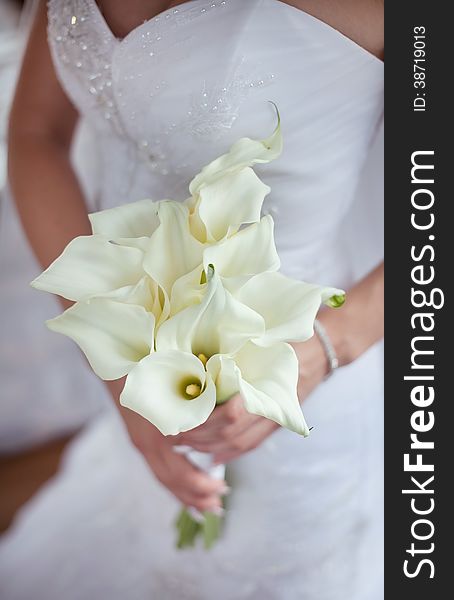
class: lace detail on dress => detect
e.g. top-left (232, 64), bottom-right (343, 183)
top-left (47, 1), bottom-right (231, 136)
top-left (121, 0), bottom-right (230, 63)
top-left (186, 58), bottom-right (276, 140)
top-left (48, 0), bottom-right (261, 178)
top-left (47, 0), bottom-right (276, 182)
top-left (125, 58), bottom-right (276, 178)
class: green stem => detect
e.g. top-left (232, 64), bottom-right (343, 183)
top-left (175, 506), bottom-right (224, 550)
top-left (176, 508), bottom-right (202, 549)
top-left (202, 511), bottom-right (222, 549)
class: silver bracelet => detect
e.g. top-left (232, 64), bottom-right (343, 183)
top-left (314, 319), bottom-right (339, 380)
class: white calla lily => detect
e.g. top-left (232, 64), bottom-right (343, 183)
top-left (30, 105), bottom-right (345, 454)
top-left (143, 201), bottom-right (204, 295)
top-left (187, 198), bottom-right (207, 244)
top-left (100, 275), bottom-right (170, 326)
top-left (120, 350), bottom-right (216, 435)
top-left (157, 268), bottom-right (264, 357)
top-left (202, 215), bottom-right (280, 291)
top-left (194, 168), bottom-right (270, 243)
top-left (204, 354), bottom-right (239, 404)
top-left (31, 235), bottom-right (145, 302)
top-left (46, 298), bottom-right (155, 380)
top-left (234, 342), bottom-right (309, 436)
top-left (170, 215), bottom-right (280, 316)
top-left (169, 265), bottom-right (205, 316)
top-left (207, 342), bottom-right (309, 436)
top-left (189, 107), bottom-right (282, 196)
top-left (114, 236), bottom-right (152, 252)
top-left (235, 271), bottom-right (345, 345)
top-left (89, 198), bottom-right (159, 238)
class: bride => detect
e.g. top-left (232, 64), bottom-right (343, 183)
top-left (4, 0), bottom-right (384, 598)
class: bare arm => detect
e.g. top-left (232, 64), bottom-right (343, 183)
top-left (8, 0), bottom-right (224, 512)
top-left (320, 262), bottom-right (384, 367)
top-left (8, 1), bottom-right (90, 297)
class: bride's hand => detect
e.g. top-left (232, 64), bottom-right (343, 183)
top-left (175, 395), bottom-right (279, 464)
top-left (108, 379), bottom-right (227, 512)
top-left (124, 409), bottom-right (227, 512)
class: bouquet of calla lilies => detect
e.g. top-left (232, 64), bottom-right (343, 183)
top-left (32, 109), bottom-right (345, 548)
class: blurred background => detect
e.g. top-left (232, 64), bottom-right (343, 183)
top-left (0, 0), bottom-right (110, 533)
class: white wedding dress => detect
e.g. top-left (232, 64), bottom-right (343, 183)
top-left (0, 1), bottom-right (384, 598)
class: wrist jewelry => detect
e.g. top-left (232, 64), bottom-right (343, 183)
top-left (314, 319), bottom-right (339, 379)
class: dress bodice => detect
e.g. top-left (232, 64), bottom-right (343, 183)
top-left (47, 0), bottom-right (383, 284)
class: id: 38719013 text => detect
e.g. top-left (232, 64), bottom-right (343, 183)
top-left (413, 26), bottom-right (426, 112)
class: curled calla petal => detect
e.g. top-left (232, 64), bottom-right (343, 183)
top-left (169, 265), bottom-right (206, 316)
top-left (186, 196), bottom-right (208, 243)
top-left (196, 168), bottom-right (270, 243)
top-left (206, 354), bottom-right (240, 404)
top-left (233, 342), bottom-right (310, 436)
top-left (99, 276), bottom-right (170, 326)
top-left (143, 201), bottom-right (203, 295)
top-left (203, 216), bottom-right (280, 291)
top-left (157, 269), bottom-right (264, 357)
top-left (120, 350), bottom-right (217, 435)
top-left (89, 198), bottom-right (159, 238)
top-left (235, 272), bottom-right (345, 345)
top-left (113, 236), bottom-right (152, 252)
top-left (46, 298), bottom-right (155, 380)
top-left (30, 235), bottom-right (145, 302)
top-left (189, 106), bottom-right (282, 196)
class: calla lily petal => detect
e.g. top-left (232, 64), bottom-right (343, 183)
top-left (143, 201), bottom-right (203, 295)
top-left (235, 272), bottom-right (345, 345)
top-left (157, 269), bottom-right (264, 357)
top-left (120, 350), bottom-right (216, 435)
top-left (46, 298), bottom-right (155, 380)
top-left (206, 354), bottom-right (239, 404)
top-left (234, 342), bottom-right (309, 436)
top-left (89, 198), bottom-right (159, 238)
top-left (197, 168), bottom-right (270, 242)
top-left (114, 237), bottom-right (152, 252)
top-left (185, 196), bottom-right (208, 243)
top-left (203, 216), bottom-right (280, 290)
top-left (169, 265), bottom-right (206, 316)
top-left (189, 109), bottom-right (282, 195)
top-left (31, 235), bottom-right (145, 301)
top-left (100, 276), bottom-right (170, 326)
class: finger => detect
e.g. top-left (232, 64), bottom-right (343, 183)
top-left (156, 444), bottom-right (227, 494)
top-left (178, 395), bottom-right (246, 444)
top-left (172, 488), bottom-right (222, 512)
top-left (183, 414), bottom-right (262, 454)
top-left (167, 449), bottom-right (228, 494)
top-left (213, 419), bottom-right (277, 464)
top-left (176, 415), bottom-right (226, 444)
top-left (178, 466), bottom-right (228, 497)
top-left (157, 452), bottom-right (225, 510)
top-left (190, 495), bottom-right (223, 513)
top-left (173, 469), bottom-right (225, 512)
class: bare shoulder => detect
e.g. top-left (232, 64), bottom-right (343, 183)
top-left (280, 0), bottom-right (384, 60)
